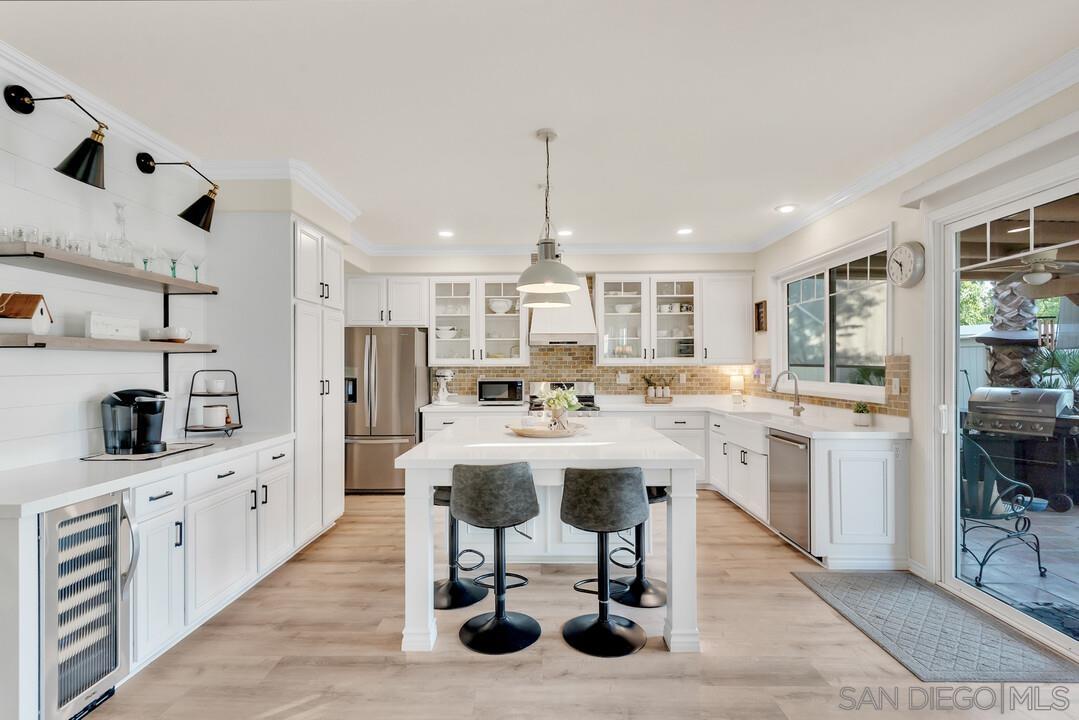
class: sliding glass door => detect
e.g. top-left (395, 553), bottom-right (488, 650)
top-left (946, 179), bottom-right (1079, 654)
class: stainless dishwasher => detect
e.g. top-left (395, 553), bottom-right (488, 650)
top-left (767, 430), bottom-right (811, 554)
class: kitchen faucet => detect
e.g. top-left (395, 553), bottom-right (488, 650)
top-left (770, 370), bottom-right (805, 417)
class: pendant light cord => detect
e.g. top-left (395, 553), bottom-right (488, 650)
top-left (543, 135), bottom-right (552, 239)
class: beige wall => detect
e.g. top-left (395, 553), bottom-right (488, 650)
top-left (753, 84), bottom-right (1079, 576)
top-left (216, 178), bottom-right (357, 248)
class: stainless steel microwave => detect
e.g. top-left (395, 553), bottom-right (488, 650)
top-left (477, 379), bottom-right (525, 406)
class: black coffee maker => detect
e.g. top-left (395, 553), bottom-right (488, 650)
top-left (101, 389), bottom-right (168, 455)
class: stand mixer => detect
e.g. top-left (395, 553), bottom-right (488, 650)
top-left (433, 368), bottom-right (457, 405)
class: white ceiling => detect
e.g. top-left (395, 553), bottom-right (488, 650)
top-left (3, 1), bottom-right (1079, 253)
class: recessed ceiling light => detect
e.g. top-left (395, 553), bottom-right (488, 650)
top-left (437, 230), bottom-right (454, 238)
top-left (676, 227), bottom-right (694, 236)
top-left (557, 229), bottom-right (573, 237)
top-left (774, 204), bottom-right (798, 214)
top-left (1007, 226), bottom-right (1031, 234)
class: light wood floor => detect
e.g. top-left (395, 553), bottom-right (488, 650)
top-left (96, 492), bottom-right (1070, 719)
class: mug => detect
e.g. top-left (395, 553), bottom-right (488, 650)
top-left (208, 379), bottom-right (227, 393)
top-left (203, 404), bottom-right (228, 427)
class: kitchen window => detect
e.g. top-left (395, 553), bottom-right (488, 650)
top-left (775, 227), bottom-right (891, 400)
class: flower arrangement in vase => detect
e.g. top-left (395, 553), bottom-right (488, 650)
top-left (539, 387), bottom-right (581, 430)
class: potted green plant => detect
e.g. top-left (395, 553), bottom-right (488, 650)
top-left (852, 401), bottom-right (872, 427)
top-left (539, 387), bottom-right (581, 430)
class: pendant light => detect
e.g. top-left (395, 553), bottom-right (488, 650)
top-left (517, 129), bottom-right (580, 298)
top-left (521, 291), bottom-right (572, 308)
top-left (136, 153), bottom-right (219, 232)
top-left (4, 85), bottom-right (108, 189)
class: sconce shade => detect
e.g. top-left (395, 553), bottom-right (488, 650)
top-left (178, 188), bottom-right (216, 232)
top-left (55, 130), bottom-right (105, 189)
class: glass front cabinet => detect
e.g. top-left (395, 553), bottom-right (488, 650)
top-left (594, 274), bottom-right (703, 365)
top-left (429, 276), bottom-right (529, 366)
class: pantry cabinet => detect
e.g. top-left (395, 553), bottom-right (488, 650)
top-left (346, 276), bottom-right (428, 326)
top-left (701, 274), bottom-right (753, 364)
top-left (295, 222), bottom-right (344, 310)
top-left (429, 276), bottom-right (529, 366)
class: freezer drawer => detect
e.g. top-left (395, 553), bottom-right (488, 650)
top-left (345, 436), bottom-right (415, 493)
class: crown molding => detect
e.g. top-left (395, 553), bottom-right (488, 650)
top-left (350, 235), bottom-right (757, 257)
top-left (753, 48), bottom-right (1079, 250)
top-left (0, 40), bottom-right (196, 162)
top-left (200, 159), bottom-right (361, 223)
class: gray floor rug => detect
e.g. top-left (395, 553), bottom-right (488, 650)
top-left (794, 571), bottom-right (1079, 682)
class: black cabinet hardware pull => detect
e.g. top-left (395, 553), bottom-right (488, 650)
top-left (250, 489), bottom-right (257, 510)
top-left (380, 310), bottom-right (384, 322)
top-left (388, 309), bottom-right (392, 321)
top-left (713, 423), bottom-right (722, 429)
top-left (443, 420), bottom-right (455, 425)
top-left (175, 521), bottom-right (183, 548)
top-left (262, 484), bottom-right (269, 505)
top-left (325, 379), bottom-right (330, 394)
top-left (325, 283), bottom-right (330, 300)
top-left (217, 470), bottom-right (235, 479)
top-left (148, 490), bottom-right (174, 502)
top-left (651, 348), bottom-right (655, 360)
top-left (318, 283), bottom-right (323, 299)
top-left (722, 442), bottom-right (727, 455)
top-left (272, 453), bottom-right (286, 460)
top-left (704, 348), bottom-right (708, 359)
top-left (674, 420), bottom-right (686, 425)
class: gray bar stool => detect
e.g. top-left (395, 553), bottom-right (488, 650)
top-left (432, 487), bottom-right (487, 610)
top-left (451, 462), bottom-right (541, 654)
top-left (560, 467), bottom-right (650, 657)
top-left (611, 486), bottom-right (669, 608)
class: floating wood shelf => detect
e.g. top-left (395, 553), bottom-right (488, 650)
top-left (0, 242), bottom-right (219, 296)
top-left (0, 334), bottom-right (218, 354)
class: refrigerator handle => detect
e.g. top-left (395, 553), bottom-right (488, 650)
top-left (363, 334), bottom-right (371, 424)
top-left (371, 333), bottom-right (379, 427)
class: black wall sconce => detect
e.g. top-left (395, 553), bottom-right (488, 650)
top-left (4, 84), bottom-right (109, 189)
top-left (136, 153), bottom-right (218, 232)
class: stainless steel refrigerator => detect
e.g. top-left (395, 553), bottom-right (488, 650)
top-left (344, 327), bottom-right (429, 493)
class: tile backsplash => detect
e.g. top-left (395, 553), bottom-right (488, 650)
top-left (432, 351), bottom-right (911, 417)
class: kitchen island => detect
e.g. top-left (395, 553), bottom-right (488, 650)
top-left (395, 415), bottom-right (705, 653)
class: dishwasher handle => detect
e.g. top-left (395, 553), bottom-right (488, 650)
top-left (769, 435), bottom-right (807, 451)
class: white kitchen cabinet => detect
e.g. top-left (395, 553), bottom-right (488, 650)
top-left (656, 427), bottom-right (708, 481)
top-left (701, 274), bottom-right (753, 364)
top-left (827, 448), bottom-right (896, 546)
top-left (257, 465), bottom-right (295, 573)
top-left (345, 277), bottom-right (385, 325)
top-left (294, 302), bottom-right (325, 545)
top-left (429, 277), bottom-right (529, 366)
top-left (322, 310), bottom-right (346, 526)
top-left (728, 445), bottom-right (768, 522)
top-left (346, 276), bottom-right (429, 326)
top-left (652, 276), bottom-right (701, 363)
top-left (708, 418), bottom-right (730, 495)
top-left (294, 221), bottom-right (343, 309)
top-left (133, 507), bottom-right (185, 664)
top-left (185, 478), bottom-right (259, 625)
top-left (595, 276), bottom-right (650, 364)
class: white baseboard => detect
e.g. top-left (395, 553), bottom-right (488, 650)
top-left (906, 558), bottom-right (932, 580)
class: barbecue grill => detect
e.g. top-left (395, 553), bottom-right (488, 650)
top-left (964, 387), bottom-right (1074, 438)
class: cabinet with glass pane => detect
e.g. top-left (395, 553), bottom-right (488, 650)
top-left (478, 276), bottom-right (529, 366)
top-left (651, 276), bottom-right (701, 363)
top-left (429, 277), bottom-right (529, 366)
top-left (595, 276), bottom-right (650, 364)
top-left (430, 278), bottom-right (476, 365)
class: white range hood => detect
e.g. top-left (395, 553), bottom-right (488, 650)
top-left (528, 276), bottom-right (597, 346)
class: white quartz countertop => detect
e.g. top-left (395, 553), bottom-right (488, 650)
top-left (420, 395), bottom-right (911, 440)
top-left (0, 432), bottom-right (294, 518)
top-left (397, 416), bottom-right (704, 470)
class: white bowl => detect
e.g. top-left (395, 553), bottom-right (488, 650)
top-left (614, 303), bottom-right (633, 314)
top-left (436, 327), bottom-right (458, 339)
top-left (488, 298), bottom-right (513, 314)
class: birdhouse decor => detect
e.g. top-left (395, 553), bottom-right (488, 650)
top-left (0, 292), bottom-right (54, 335)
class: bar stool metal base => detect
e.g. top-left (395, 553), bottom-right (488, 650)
top-left (433, 578), bottom-right (488, 610)
top-left (561, 613), bottom-right (647, 657)
top-left (610, 575), bottom-right (667, 608)
top-left (459, 611), bottom-right (541, 655)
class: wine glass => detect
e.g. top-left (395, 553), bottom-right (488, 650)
top-left (187, 250), bottom-right (206, 283)
top-left (164, 247), bottom-right (187, 278)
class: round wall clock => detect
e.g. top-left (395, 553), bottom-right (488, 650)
top-left (886, 241), bottom-right (925, 288)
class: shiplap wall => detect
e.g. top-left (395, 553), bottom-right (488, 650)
top-left (0, 60), bottom-right (212, 470)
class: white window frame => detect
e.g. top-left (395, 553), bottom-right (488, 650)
top-left (770, 225), bottom-right (894, 404)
